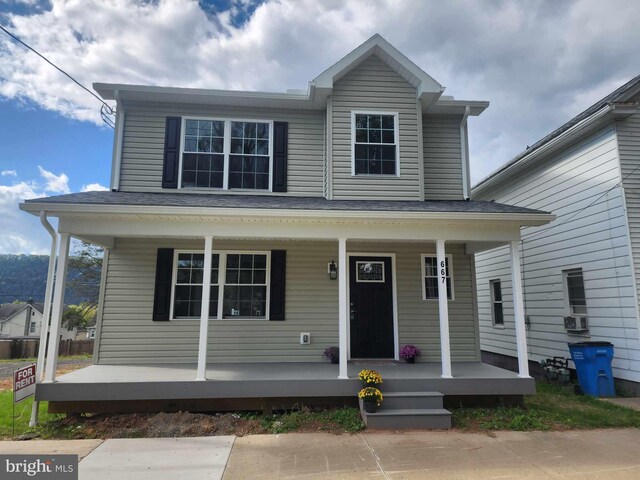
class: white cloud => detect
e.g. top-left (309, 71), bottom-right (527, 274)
top-left (0, 180), bottom-right (49, 254)
top-left (1, 170), bottom-right (17, 177)
top-left (81, 182), bottom-right (108, 192)
top-left (37, 165), bottom-right (70, 194)
top-left (0, 0), bottom-right (639, 185)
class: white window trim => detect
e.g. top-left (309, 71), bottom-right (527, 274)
top-left (169, 249), bottom-right (271, 321)
top-left (178, 117), bottom-right (274, 192)
top-left (421, 253), bottom-right (455, 301)
top-left (350, 110), bottom-right (400, 177)
top-left (562, 267), bottom-right (587, 317)
top-left (489, 279), bottom-right (504, 328)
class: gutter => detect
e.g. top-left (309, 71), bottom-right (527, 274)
top-left (460, 106), bottom-right (471, 200)
top-left (20, 202), bottom-right (555, 226)
top-left (30, 211), bottom-right (57, 427)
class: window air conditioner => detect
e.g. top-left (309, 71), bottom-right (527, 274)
top-left (564, 315), bottom-right (588, 332)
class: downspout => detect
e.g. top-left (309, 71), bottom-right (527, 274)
top-left (110, 91), bottom-right (124, 191)
top-left (460, 106), bottom-right (471, 200)
top-left (30, 211), bottom-right (58, 426)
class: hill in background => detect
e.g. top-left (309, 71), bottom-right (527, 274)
top-left (0, 254), bottom-right (98, 306)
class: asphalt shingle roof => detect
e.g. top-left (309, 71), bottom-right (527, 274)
top-left (24, 191), bottom-right (549, 215)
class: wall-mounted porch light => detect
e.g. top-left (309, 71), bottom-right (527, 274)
top-left (328, 260), bottom-right (338, 280)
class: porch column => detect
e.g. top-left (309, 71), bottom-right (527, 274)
top-left (196, 235), bottom-right (213, 381)
top-left (30, 215), bottom-right (57, 426)
top-left (338, 238), bottom-right (348, 379)
top-left (44, 233), bottom-right (71, 383)
top-left (436, 239), bottom-right (453, 378)
top-left (510, 240), bottom-right (530, 378)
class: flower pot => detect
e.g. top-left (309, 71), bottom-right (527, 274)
top-left (363, 400), bottom-right (377, 413)
top-left (330, 358), bottom-right (339, 364)
top-left (363, 382), bottom-right (380, 388)
top-left (406, 357), bottom-right (416, 364)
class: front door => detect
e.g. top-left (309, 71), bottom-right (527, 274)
top-left (349, 256), bottom-right (394, 359)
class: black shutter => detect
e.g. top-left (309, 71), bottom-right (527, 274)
top-left (162, 117), bottom-right (181, 188)
top-left (269, 250), bottom-right (286, 320)
top-left (272, 122), bottom-right (288, 192)
top-left (152, 248), bottom-right (174, 321)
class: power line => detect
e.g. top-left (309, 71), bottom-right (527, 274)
top-left (0, 23), bottom-right (115, 128)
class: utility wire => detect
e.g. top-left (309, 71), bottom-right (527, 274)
top-left (522, 159), bottom-right (640, 242)
top-left (0, 23), bottom-right (115, 127)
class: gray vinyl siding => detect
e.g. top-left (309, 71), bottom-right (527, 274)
top-left (330, 55), bottom-right (421, 200)
top-left (423, 115), bottom-right (464, 200)
top-left (617, 111), bottom-right (640, 342)
top-left (97, 239), bottom-right (478, 364)
top-left (475, 124), bottom-right (640, 383)
top-left (119, 102), bottom-right (325, 196)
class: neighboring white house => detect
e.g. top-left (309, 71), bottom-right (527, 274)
top-left (0, 301), bottom-right (77, 341)
top-left (19, 35), bottom-right (553, 422)
top-left (473, 75), bottom-right (640, 394)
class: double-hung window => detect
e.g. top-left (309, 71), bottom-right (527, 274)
top-left (490, 280), bottom-right (504, 326)
top-left (564, 268), bottom-right (587, 315)
top-left (171, 251), bottom-right (269, 320)
top-left (181, 119), bottom-right (272, 190)
top-left (352, 112), bottom-right (399, 175)
top-left (421, 254), bottom-right (454, 300)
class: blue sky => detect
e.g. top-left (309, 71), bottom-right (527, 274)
top-left (0, 0), bottom-right (639, 254)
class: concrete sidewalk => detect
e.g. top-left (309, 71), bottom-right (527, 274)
top-left (2, 429), bottom-right (640, 478)
top-left (223, 429), bottom-right (640, 479)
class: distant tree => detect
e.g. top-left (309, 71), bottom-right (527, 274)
top-left (67, 242), bottom-right (103, 308)
top-left (63, 303), bottom-right (97, 329)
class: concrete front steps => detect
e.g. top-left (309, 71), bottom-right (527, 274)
top-left (360, 391), bottom-right (452, 430)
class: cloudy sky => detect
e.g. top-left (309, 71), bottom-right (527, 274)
top-left (0, 0), bottom-right (639, 254)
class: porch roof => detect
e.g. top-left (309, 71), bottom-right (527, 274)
top-left (22, 191), bottom-right (549, 216)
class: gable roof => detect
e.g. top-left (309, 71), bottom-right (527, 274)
top-left (0, 302), bottom-right (43, 321)
top-left (313, 34), bottom-right (444, 107)
top-left (95, 34), bottom-right (487, 116)
top-left (474, 74), bottom-right (640, 196)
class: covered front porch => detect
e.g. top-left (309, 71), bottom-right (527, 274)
top-left (19, 192), bottom-right (553, 419)
top-left (37, 361), bottom-right (533, 410)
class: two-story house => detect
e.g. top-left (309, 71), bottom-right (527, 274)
top-left (20, 35), bottom-right (552, 427)
top-left (473, 75), bottom-right (640, 395)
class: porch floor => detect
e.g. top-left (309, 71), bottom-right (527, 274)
top-left (37, 362), bottom-right (534, 402)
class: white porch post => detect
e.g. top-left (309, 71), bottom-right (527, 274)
top-left (30, 214), bottom-right (57, 426)
top-left (436, 239), bottom-right (453, 378)
top-left (338, 238), bottom-right (348, 379)
top-left (44, 233), bottom-right (71, 383)
top-left (510, 240), bottom-right (530, 378)
top-left (196, 235), bottom-right (213, 381)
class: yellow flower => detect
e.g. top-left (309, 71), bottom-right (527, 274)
top-left (358, 387), bottom-right (383, 406)
top-left (358, 369), bottom-right (383, 385)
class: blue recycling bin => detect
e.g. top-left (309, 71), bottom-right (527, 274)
top-left (568, 341), bottom-right (615, 397)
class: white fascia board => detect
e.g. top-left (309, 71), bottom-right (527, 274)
top-left (424, 99), bottom-right (489, 116)
top-left (473, 105), bottom-right (614, 198)
top-left (20, 202), bottom-right (554, 227)
top-left (93, 82), bottom-right (323, 110)
top-left (313, 34), bottom-right (444, 94)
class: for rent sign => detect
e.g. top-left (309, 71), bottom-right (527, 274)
top-left (13, 364), bottom-right (36, 404)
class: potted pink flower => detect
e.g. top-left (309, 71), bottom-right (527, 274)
top-left (400, 344), bottom-right (421, 363)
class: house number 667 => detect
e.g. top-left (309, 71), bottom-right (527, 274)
top-left (441, 261), bottom-right (446, 284)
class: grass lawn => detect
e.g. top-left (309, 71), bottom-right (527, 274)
top-left (452, 382), bottom-right (640, 431)
top-left (0, 390), bottom-right (62, 439)
top-left (0, 354), bottom-right (91, 363)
